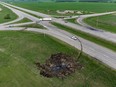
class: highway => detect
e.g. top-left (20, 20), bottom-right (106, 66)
top-left (1, 1), bottom-right (116, 43)
top-left (0, 2), bottom-right (116, 70)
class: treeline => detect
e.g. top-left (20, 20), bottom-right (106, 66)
top-left (2, 0), bottom-right (116, 3)
top-left (55, 0), bottom-right (115, 2)
top-left (79, 0), bottom-right (110, 2)
top-left (55, 0), bottom-right (76, 2)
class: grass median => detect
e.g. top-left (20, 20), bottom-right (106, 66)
top-left (14, 18), bottom-right (32, 24)
top-left (66, 18), bottom-right (77, 24)
top-left (20, 23), bottom-right (45, 29)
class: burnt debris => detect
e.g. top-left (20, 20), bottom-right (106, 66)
top-left (35, 53), bottom-right (82, 78)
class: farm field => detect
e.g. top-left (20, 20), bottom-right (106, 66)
top-left (13, 2), bottom-right (116, 15)
top-left (84, 14), bottom-right (116, 33)
top-left (0, 4), bottom-right (17, 23)
top-left (0, 31), bottom-right (116, 87)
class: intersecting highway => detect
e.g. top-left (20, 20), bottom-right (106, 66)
top-left (0, 1), bottom-right (116, 70)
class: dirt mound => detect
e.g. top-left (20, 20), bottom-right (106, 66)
top-left (35, 53), bottom-right (82, 78)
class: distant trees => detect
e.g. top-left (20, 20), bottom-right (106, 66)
top-left (79, 0), bottom-right (110, 2)
top-left (6, 0), bottom-right (39, 1)
top-left (79, 0), bottom-right (99, 2)
top-left (55, 0), bottom-right (76, 2)
top-left (19, 0), bottom-right (38, 1)
top-left (3, 0), bottom-right (115, 2)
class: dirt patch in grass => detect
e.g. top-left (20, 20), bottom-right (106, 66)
top-left (35, 53), bottom-right (82, 78)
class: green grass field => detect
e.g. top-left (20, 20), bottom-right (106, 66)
top-left (0, 31), bottom-right (116, 87)
top-left (13, 2), bottom-right (116, 15)
top-left (84, 14), bottom-right (116, 33)
top-left (0, 4), bottom-right (17, 23)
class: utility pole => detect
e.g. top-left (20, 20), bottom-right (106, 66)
top-left (96, 16), bottom-right (99, 27)
top-left (76, 37), bottom-right (83, 60)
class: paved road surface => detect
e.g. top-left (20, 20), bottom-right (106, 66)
top-left (1, 1), bottom-right (116, 43)
top-left (0, 2), bottom-right (116, 69)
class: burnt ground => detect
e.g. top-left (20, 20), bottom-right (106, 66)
top-left (35, 53), bottom-right (82, 79)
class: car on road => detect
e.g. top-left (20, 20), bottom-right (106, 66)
top-left (8, 25), bottom-right (13, 27)
top-left (71, 36), bottom-right (78, 40)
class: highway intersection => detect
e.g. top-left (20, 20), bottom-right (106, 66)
top-left (0, 1), bottom-right (116, 69)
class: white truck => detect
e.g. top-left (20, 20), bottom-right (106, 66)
top-left (39, 18), bottom-right (52, 21)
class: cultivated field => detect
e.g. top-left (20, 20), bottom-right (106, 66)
top-left (13, 2), bottom-right (116, 15)
top-left (0, 31), bottom-right (116, 87)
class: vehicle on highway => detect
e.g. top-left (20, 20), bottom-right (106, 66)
top-left (71, 36), bottom-right (77, 40)
top-left (40, 18), bottom-right (52, 21)
top-left (8, 25), bottom-right (13, 27)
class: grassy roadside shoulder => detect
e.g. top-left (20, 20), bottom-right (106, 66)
top-left (51, 22), bottom-right (116, 51)
top-left (0, 31), bottom-right (115, 87)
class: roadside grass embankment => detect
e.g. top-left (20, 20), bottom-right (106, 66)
top-left (0, 31), bottom-right (115, 87)
top-left (51, 22), bottom-right (116, 51)
top-left (84, 14), bottom-right (116, 33)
